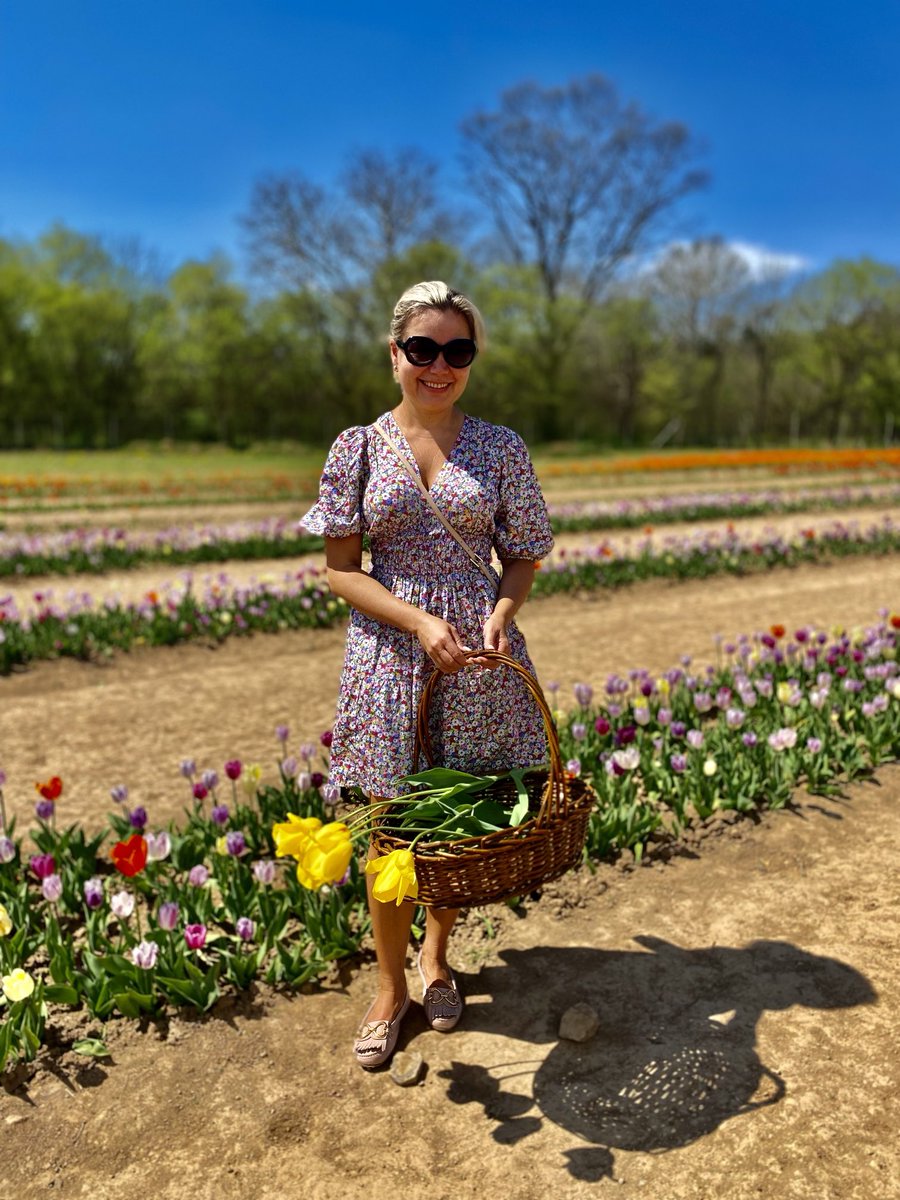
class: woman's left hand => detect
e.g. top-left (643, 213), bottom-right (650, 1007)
top-left (477, 614), bottom-right (510, 669)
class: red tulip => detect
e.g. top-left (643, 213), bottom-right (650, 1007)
top-left (111, 834), bottom-right (148, 877)
top-left (35, 776), bottom-right (63, 801)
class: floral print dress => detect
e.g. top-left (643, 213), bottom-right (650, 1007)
top-left (300, 411), bottom-right (554, 798)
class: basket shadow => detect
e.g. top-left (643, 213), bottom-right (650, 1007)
top-left (441, 936), bottom-right (875, 1165)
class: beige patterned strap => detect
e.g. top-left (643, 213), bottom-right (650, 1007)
top-left (373, 420), bottom-right (498, 591)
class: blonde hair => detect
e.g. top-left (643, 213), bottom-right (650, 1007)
top-left (389, 281), bottom-right (486, 348)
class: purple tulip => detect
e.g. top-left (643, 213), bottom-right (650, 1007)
top-left (686, 729), bottom-right (704, 749)
top-left (669, 753), bottom-right (688, 773)
top-left (179, 759), bottom-right (196, 780)
top-left (671, 721), bottom-right (687, 738)
top-left (546, 681), bottom-right (560, 697)
top-left (131, 940), bottom-right (159, 970)
top-left (236, 917), bottom-right (256, 942)
top-left (633, 707), bottom-right (651, 727)
top-left (110, 784), bottom-right (129, 805)
top-left (806, 737), bottom-right (823, 753)
top-left (0, 836), bottom-right (16, 864)
top-left (184, 924), bottom-right (207, 950)
top-left (742, 732), bottom-right (758, 748)
top-left (275, 724), bottom-right (290, 745)
top-left (224, 760), bottom-right (242, 781)
top-left (594, 717), bottom-right (610, 736)
top-left (573, 682), bottom-right (593, 708)
top-left (30, 853), bottom-right (56, 880)
top-left (157, 900), bottom-right (180, 931)
top-left (693, 692), bottom-right (713, 714)
top-left (211, 804), bottom-right (230, 826)
top-left (725, 708), bottom-right (746, 729)
top-left (201, 769), bottom-right (219, 792)
top-left (253, 859), bottom-right (276, 885)
top-left (188, 864), bottom-right (210, 887)
top-left (297, 771), bottom-right (312, 791)
top-left (566, 758), bottom-right (582, 778)
top-left (35, 799), bottom-right (55, 821)
top-left (129, 806), bottom-right (148, 831)
top-left (320, 730), bottom-right (333, 748)
top-left (321, 783), bottom-right (341, 804)
top-left (571, 723), bottom-right (586, 742)
top-left (281, 756), bottom-right (299, 778)
top-left (192, 782), bottom-right (208, 802)
top-left (225, 830), bottom-right (246, 857)
top-left (83, 877), bottom-right (104, 909)
top-left (42, 873), bottom-right (63, 902)
top-left (657, 707), bottom-right (672, 727)
top-left (310, 771), bottom-right (325, 789)
top-left (614, 725), bottom-right (636, 747)
top-left (298, 742), bottom-right (317, 762)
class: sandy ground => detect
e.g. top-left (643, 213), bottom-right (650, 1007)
top-left (0, 526), bottom-right (898, 1197)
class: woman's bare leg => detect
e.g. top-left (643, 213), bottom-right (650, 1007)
top-left (419, 906), bottom-right (460, 986)
top-left (363, 840), bottom-right (414, 1023)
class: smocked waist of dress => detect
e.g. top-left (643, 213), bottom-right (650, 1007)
top-left (369, 557), bottom-right (498, 590)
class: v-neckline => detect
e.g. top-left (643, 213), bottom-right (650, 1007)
top-left (387, 411), bottom-right (467, 495)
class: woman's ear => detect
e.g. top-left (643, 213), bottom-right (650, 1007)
top-left (389, 340), bottom-right (400, 378)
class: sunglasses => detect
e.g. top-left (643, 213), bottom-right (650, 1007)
top-left (395, 336), bottom-right (478, 369)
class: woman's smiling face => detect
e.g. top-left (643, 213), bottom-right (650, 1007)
top-left (390, 307), bottom-right (474, 413)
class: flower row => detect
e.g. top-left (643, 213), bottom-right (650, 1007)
top-left (0, 518), bottom-right (322, 579)
top-left (0, 568), bottom-right (348, 674)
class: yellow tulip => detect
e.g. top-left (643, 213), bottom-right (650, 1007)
top-left (272, 814), bottom-right (322, 859)
top-left (0, 904), bottom-right (11, 936)
top-left (365, 849), bottom-right (418, 906)
top-left (305, 823), bottom-right (352, 884)
top-left (293, 822), bottom-right (353, 890)
top-left (2, 967), bottom-right (35, 1003)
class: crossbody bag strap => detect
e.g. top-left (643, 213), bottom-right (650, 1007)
top-left (373, 420), bottom-right (498, 590)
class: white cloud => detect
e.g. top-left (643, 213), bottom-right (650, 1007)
top-left (727, 241), bottom-right (811, 280)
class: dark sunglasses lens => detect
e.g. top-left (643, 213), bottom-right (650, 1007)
top-left (443, 340), bottom-right (477, 368)
top-left (403, 337), bottom-right (440, 365)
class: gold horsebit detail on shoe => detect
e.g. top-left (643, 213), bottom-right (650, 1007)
top-left (424, 985), bottom-right (459, 1007)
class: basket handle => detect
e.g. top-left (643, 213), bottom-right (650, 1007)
top-left (413, 649), bottom-right (570, 822)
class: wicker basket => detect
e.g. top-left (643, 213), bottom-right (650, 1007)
top-left (370, 650), bottom-right (596, 908)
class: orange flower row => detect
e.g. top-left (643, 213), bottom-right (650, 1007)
top-left (540, 447), bottom-right (900, 478)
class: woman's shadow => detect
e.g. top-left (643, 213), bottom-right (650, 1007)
top-left (438, 937), bottom-right (875, 1180)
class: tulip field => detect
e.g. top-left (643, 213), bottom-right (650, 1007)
top-left (1, 444), bottom-right (899, 1199)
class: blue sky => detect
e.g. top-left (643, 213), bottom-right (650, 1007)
top-left (2, 0), bottom-right (899, 280)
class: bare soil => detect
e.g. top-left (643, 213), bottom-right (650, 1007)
top-left (1, 550), bottom-right (899, 1198)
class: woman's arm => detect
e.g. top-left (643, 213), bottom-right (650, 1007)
top-left (480, 558), bottom-right (538, 660)
top-left (324, 534), bottom-right (471, 673)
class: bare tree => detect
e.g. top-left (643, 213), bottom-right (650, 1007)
top-left (240, 147), bottom-right (458, 291)
top-left (460, 75), bottom-right (707, 306)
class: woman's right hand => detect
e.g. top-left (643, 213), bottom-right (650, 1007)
top-left (414, 612), bottom-right (472, 674)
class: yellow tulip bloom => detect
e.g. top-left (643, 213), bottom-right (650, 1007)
top-left (272, 814), bottom-right (322, 859)
top-left (293, 822), bottom-right (352, 890)
top-left (365, 849), bottom-right (418, 906)
top-left (2, 967), bottom-right (35, 1003)
top-left (0, 904), bottom-right (11, 936)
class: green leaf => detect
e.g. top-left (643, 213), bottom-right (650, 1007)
top-left (397, 768), bottom-right (488, 787)
top-left (113, 990), bottom-right (155, 1018)
top-left (508, 771), bottom-right (532, 825)
top-left (72, 1037), bottom-right (110, 1058)
top-left (44, 984), bottom-right (79, 1006)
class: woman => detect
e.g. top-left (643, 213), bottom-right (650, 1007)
top-left (301, 281), bottom-right (553, 1068)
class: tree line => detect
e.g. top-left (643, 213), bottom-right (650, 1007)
top-left (1, 76), bottom-right (898, 450)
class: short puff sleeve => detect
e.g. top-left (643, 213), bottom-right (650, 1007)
top-left (299, 425), bottom-right (368, 538)
top-left (492, 428), bottom-right (554, 561)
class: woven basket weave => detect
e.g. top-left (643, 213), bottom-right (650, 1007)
top-left (370, 650), bottom-right (596, 908)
